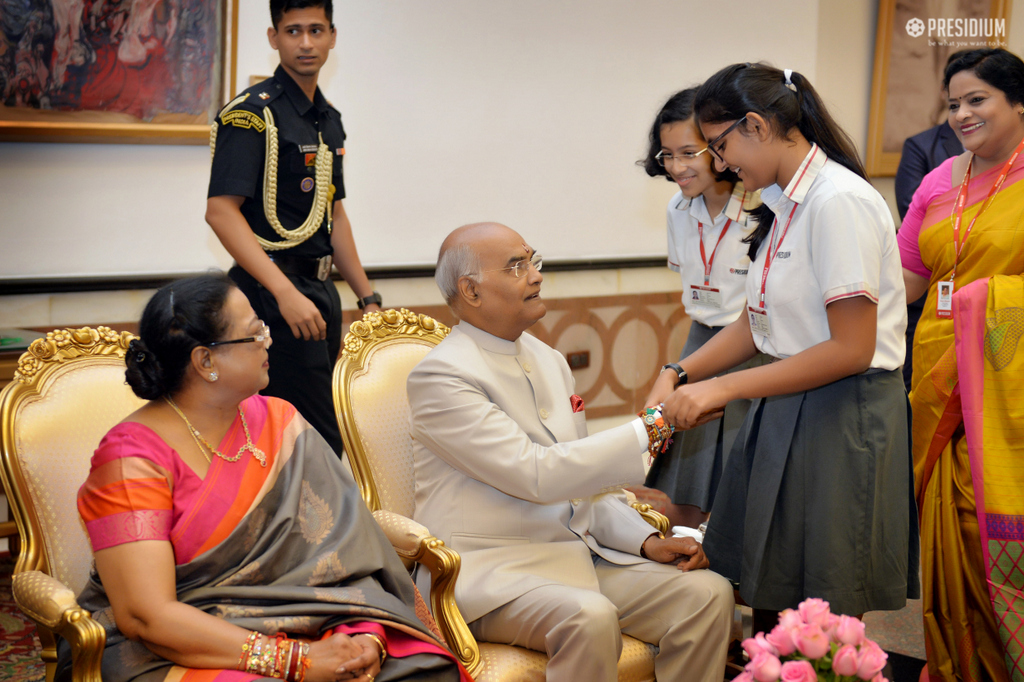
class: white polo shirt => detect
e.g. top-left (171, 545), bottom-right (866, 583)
top-left (668, 183), bottom-right (760, 327)
top-left (747, 144), bottom-right (907, 370)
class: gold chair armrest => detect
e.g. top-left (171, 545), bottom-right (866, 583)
top-left (13, 571), bottom-right (105, 682)
top-left (372, 509), bottom-right (433, 568)
top-left (371, 510), bottom-right (481, 675)
top-left (631, 502), bottom-right (670, 536)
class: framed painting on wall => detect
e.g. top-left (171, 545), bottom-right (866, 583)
top-left (0, 0), bottom-right (238, 144)
top-left (866, 0), bottom-right (1012, 176)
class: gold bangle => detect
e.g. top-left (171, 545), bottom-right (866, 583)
top-left (362, 632), bottom-right (387, 666)
top-left (238, 630), bottom-right (260, 671)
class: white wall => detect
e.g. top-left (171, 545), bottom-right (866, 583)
top-left (5, 0), bottom-right (1023, 284)
top-left (1, 0), bottom-right (818, 281)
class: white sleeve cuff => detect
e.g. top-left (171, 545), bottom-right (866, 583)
top-left (631, 418), bottom-right (652, 475)
top-left (823, 283), bottom-right (879, 306)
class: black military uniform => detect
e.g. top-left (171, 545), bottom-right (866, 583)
top-left (208, 64), bottom-right (347, 457)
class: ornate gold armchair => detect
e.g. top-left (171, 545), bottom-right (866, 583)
top-left (0, 327), bottom-right (147, 682)
top-left (333, 309), bottom-right (669, 681)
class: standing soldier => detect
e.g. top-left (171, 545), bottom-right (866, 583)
top-left (206, 0), bottom-right (381, 457)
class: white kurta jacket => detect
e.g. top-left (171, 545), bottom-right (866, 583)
top-left (408, 321), bottom-right (655, 622)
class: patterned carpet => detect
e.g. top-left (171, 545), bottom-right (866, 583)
top-left (0, 553), bottom-right (45, 682)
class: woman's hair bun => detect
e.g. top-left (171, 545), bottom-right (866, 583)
top-left (125, 275), bottom-right (235, 400)
top-left (125, 338), bottom-right (169, 400)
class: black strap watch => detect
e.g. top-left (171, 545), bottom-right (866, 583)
top-left (356, 291), bottom-right (383, 310)
top-left (661, 362), bottom-right (688, 387)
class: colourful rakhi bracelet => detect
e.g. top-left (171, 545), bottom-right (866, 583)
top-left (638, 404), bottom-right (674, 463)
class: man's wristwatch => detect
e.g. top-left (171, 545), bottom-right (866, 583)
top-left (356, 291), bottom-right (383, 310)
top-left (661, 362), bottom-right (688, 387)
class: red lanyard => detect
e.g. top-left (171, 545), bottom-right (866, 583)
top-left (948, 136), bottom-right (1024, 283)
top-left (758, 204), bottom-right (799, 306)
top-left (697, 218), bottom-right (732, 285)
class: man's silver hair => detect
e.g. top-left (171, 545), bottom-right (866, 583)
top-left (435, 243), bottom-right (481, 307)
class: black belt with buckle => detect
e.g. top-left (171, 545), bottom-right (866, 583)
top-left (269, 254), bottom-right (333, 281)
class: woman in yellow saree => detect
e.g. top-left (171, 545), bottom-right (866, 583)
top-left (899, 48), bottom-right (1024, 682)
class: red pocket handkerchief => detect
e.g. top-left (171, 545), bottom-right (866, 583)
top-left (570, 394), bottom-right (585, 413)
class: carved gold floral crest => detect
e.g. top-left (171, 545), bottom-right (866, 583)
top-left (14, 327), bottom-right (135, 386)
top-left (343, 309), bottom-right (449, 355)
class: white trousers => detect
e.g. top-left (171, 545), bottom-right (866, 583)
top-left (468, 557), bottom-right (733, 682)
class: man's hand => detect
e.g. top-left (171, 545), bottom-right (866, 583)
top-left (641, 534), bottom-right (710, 571)
top-left (276, 287), bottom-right (328, 341)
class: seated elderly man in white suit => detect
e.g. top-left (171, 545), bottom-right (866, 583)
top-left (408, 222), bottom-right (733, 681)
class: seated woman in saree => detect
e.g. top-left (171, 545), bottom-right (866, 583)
top-left (60, 275), bottom-right (470, 682)
top-left (899, 48), bottom-right (1024, 682)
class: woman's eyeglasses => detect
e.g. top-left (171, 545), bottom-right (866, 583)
top-left (207, 322), bottom-right (271, 348)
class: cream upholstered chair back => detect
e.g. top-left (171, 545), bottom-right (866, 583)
top-left (332, 309), bottom-right (449, 515)
top-left (0, 327), bottom-right (144, 681)
top-left (0, 327), bottom-right (145, 595)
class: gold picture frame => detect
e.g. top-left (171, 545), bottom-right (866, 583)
top-left (868, 0), bottom-right (1011, 175)
top-left (866, 0), bottom-right (1012, 176)
top-left (0, 0), bottom-right (239, 145)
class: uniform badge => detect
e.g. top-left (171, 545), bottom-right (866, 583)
top-left (300, 177), bottom-right (315, 192)
top-left (258, 92), bottom-right (270, 100)
top-left (304, 152), bottom-right (317, 167)
top-left (220, 110), bottom-right (266, 132)
top-left (336, 148), bottom-right (345, 156)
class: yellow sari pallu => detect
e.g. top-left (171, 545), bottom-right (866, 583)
top-left (913, 160), bottom-right (1024, 682)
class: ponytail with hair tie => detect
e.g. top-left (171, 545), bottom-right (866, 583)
top-left (783, 69), bottom-right (797, 92)
top-left (693, 61), bottom-right (868, 259)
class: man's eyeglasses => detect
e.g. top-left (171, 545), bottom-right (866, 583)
top-left (655, 148), bottom-right (709, 167)
top-left (207, 322), bottom-right (272, 348)
top-left (706, 116), bottom-right (747, 162)
top-left (479, 252), bottom-right (543, 278)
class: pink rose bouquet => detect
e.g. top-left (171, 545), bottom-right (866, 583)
top-left (733, 599), bottom-right (889, 682)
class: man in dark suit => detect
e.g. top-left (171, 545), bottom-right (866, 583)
top-left (895, 122), bottom-right (963, 219)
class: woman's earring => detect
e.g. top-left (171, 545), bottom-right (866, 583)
top-left (209, 372), bottom-right (219, 382)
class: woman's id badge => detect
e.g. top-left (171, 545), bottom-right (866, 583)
top-left (689, 284), bottom-right (723, 309)
top-left (748, 306), bottom-right (771, 337)
top-left (936, 280), bottom-right (953, 319)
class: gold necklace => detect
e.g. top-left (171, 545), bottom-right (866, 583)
top-left (164, 396), bottom-right (267, 467)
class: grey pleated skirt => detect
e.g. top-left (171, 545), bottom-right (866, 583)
top-left (702, 368), bottom-right (921, 616)
top-left (645, 321), bottom-right (770, 511)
